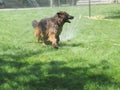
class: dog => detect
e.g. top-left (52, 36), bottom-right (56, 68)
top-left (32, 11), bottom-right (74, 48)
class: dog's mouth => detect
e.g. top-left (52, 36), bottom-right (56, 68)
top-left (66, 16), bottom-right (74, 23)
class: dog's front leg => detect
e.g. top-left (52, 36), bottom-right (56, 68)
top-left (56, 35), bottom-right (60, 45)
top-left (42, 36), bottom-right (47, 46)
top-left (49, 33), bottom-right (58, 49)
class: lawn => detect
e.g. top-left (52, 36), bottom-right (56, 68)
top-left (0, 4), bottom-right (120, 90)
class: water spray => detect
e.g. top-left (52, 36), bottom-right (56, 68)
top-left (60, 15), bottom-right (82, 42)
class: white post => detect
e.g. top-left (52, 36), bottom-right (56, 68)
top-left (89, 0), bottom-right (91, 17)
top-left (58, 0), bottom-right (60, 7)
top-left (72, 0), bottom-right (74, 6)
top-left (50, 0), bottom-right (53, 7)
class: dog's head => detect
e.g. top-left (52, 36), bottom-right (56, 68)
top-left (57, 11), bottom-right (74, 23)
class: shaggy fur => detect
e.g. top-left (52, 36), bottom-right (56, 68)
top-left (32, 11), bottom-right (74, 48)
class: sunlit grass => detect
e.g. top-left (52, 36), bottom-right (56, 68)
top-left (0, 4), bottom-right (120, 90)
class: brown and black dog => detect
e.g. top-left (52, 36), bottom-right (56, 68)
top-left (32, 11), bottom-right (74, 48)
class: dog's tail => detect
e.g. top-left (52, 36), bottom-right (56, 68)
top-left (32, 20), bottom-right (38, 28)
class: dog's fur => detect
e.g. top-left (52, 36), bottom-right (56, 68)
top-left (32, 11), bottom-right (74, 48)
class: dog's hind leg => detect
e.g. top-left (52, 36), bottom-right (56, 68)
top-left (49, 33), bottom-right (58, 48)
top-left (34, 27), bottom-right (40, 43)
top-left (32, 20), bottom-right (41, 43)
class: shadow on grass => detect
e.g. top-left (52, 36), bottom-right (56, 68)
top-left (0, 43), bottom-right (119, 89)
top-left (105, 11), bottom-right (120, 19)
top-left (0, 56), bottom-right (119, 90)
top-left (60, 42), bottom-right (85, 48)
top-left (105, 15), bottom-right (120, 19)
top-left (26, 39), bottom-right (84, 48)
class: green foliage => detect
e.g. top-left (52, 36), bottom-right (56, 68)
top-left (0, 4), bottom-right (120, 90)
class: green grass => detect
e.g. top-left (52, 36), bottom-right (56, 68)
top-left (0, 4), bottom-right (120, 90)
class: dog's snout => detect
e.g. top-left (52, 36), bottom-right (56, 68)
top-left (71, 16), bottom-right (74, 19)
top-left (69, 16), bottom-right (74, 19)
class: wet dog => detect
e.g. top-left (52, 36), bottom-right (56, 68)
top-left (32, 11), bottom-right (74, 48)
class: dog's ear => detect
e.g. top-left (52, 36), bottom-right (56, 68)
top-left (57, 12), bottom-right (61, 17)
top-left (57, 11), bottom-right (64, 17)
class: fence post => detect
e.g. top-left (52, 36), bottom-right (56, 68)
top-left (58, 0), bottom-right (60, 7)
top-left (50, 0), bottom-right (53, 7)
top-left (72, 0), bottom-right (74, 6)
top-left (89, 0), bottom-right (91, 17)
